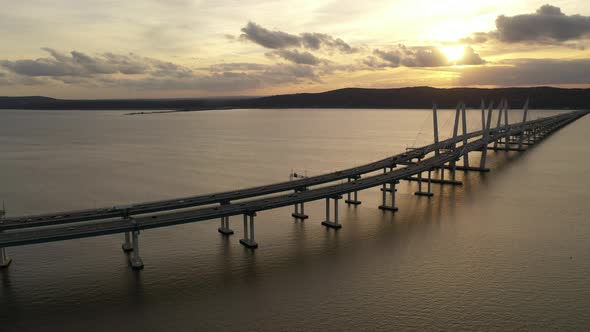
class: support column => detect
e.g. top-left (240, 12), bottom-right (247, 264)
top-left (406, 165), bottom-right (462, 185)
top-left (240, 212), bottom-right (258, 248)
top-left (122, 231), bottom-right (133, 252)
top-left (218, 201), bottom-right (234, 234)
top-left (415, 169), bottom-right (434, 196)
top-left (0, 208), bottom-right (11, 268)
top-left (322, 196), bottom-right (343, 229)
top-left (292, 202), bottom-right (309, 219)
top-left (128, 230), bottom-right (144, 270)
top-left (0, 247), bottom-right (12, 268)
top-left (379, 180), bottom-right (399, 212)
top-left (121, 210), bottom-right (133, 252)
top-left (292, 188), bottom-right (309, 219)
top-left (218, 216), bottom-right (234, 235)
top-left (345, 176), bottom-right (362, 205)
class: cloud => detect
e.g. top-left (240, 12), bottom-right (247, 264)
top-left (461, 5), bottom-right (590, 45)
top-left (456, 58), bottom-right (590, 86)
top-left (372, 49), bottom-right (401, 67)
top-left (459, 32), bottom-right (489, 44)
top-left (365, 45), bottom-right (485, 68)
top-left (0, 71), bottom-right (48, 86)
top-left (240, 22), bottom-right (301, 49)
top-left (98, 63), bottom-right (320, 92)
top-left (458, 47), bottom-right (486, 65)
top-left (0, 49), bottom-right (322, 93)
top-left (399, 45), bottom-right (449, 67)
top-left (495, 5), bottom-right (590, 43)
top-left (240, 21), bottom-right (357, 53)
top-left (267, 49), bottom-right (324, 65)
top-left (206, 63), bottom-right (269, 72)
top-left (300, 32), bottom-right (357, 53)
top-left (0, 48), bottom-right (193, 79)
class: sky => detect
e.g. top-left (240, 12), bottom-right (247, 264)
top-left (0, 0), bottom-right (589, 98)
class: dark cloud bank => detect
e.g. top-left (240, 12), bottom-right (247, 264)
top-left (463, 5), bottom-right (590, 44)
top-left (240, 21), bottom-right (357, 53)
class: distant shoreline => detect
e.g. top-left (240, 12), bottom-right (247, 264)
top-left (2, 86), bottom-right (590, 110)
top-left (124, 108), bottom-right (229, 115)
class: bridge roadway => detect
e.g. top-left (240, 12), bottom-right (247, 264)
top-left (0, 110), bottom-right (579, 231)
top-left (0, 110), bottom-right (585, 248)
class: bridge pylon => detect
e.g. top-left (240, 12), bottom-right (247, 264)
top-left (517, 98), bottom-right (530, 151)
top-left (433, 103), bottom-right (440, 156)
top-left (492, 99), bottom-right (508, 150)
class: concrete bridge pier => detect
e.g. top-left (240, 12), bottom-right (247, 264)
top-left (380, 168), bottom-right (397, 192)
top-left (0, 248), bottom-right (11, 268)
top-left (218, 216), bottom-right (234, 235)
top-left (128, 230), bottom-right (144, 270)
top-left (292, 188), bottom-right (309, 220)
top-left (345, 176), bottom-right (362, 205)
top-left (240, 212), bottom-right (258, 248)
top-left (121, 210), bottom-right (134, 252)
top-left (379, 181), bottom-right (398, 212)
top-left (218, 201), bottom-right (234, 234)
top-left (405, 166), bottom-right (462, 185)
top-left (415, 170), bottom-right (434, 197)
top-left (122, 232), bottom-right (133, 252)
top-left (292, 202), bottom-right (309, 220)
top-left (322, 196), bottom-right (343, 229)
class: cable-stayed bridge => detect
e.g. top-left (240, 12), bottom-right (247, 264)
top-left (0, 102), bottom-right (586, 269)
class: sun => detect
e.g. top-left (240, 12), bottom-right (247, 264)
top-left (441, 46), bottom-right (465, 63)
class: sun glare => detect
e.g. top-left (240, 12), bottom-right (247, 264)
top-left (441, 46), bottom-right (465, 63)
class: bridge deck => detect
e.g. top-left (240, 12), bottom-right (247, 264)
top-left (0, 110), bottom-right (584, 248)
top-left (0, 112), bottom-right (576, 230)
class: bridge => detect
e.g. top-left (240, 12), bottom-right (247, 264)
top-left (0, 101), bottom-right (587, 269)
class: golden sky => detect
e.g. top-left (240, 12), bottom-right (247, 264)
top-left (1, 0), bottom-right (589, 98)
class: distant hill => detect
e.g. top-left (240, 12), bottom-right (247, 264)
top-left (0, 96), bottom-right (226, 110)
top-left (1, 87), bottom-right (589, 110)
top-left (236, 87), bottom-right (590, 110)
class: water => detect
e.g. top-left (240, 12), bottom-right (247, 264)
top-left (0, 108), bottom-right (588, 331)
